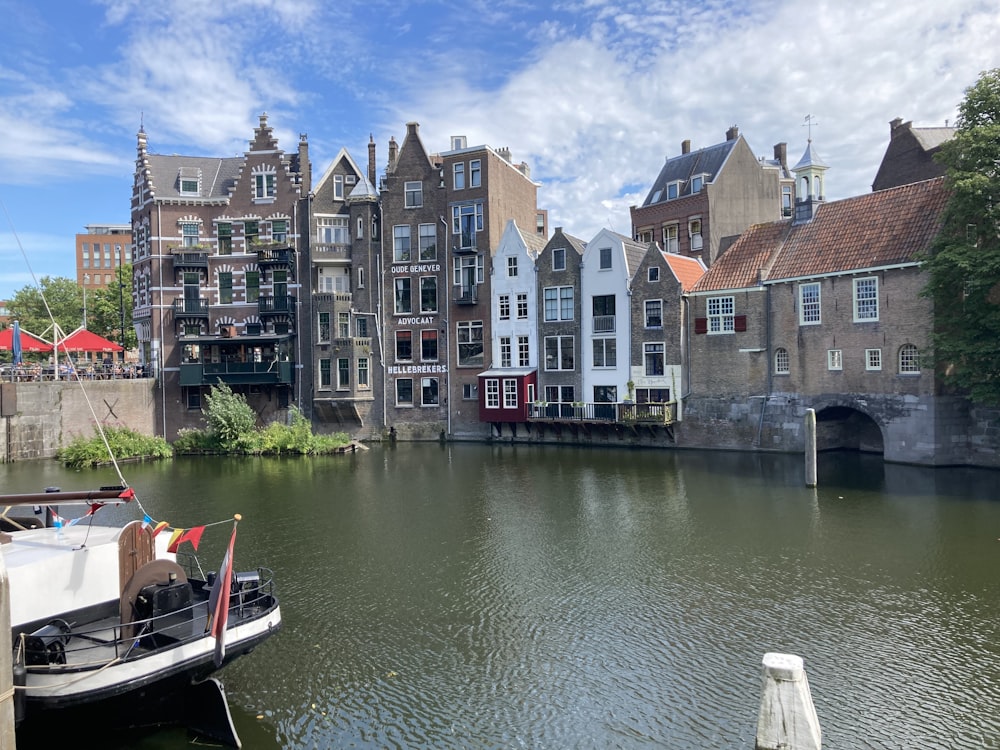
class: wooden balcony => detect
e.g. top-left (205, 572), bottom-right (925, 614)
top-left (528, 401), bottom-right (676, 425)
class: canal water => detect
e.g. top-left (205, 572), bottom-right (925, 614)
top-left (4, 445), bottom-right (1000, 749)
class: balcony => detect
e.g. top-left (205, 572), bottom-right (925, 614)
top-left (173, 298), bottom-right (209, 317)
top-left (452, 233), bottom-right (478, 255)
top-left (593, 315), bottom-right (616, 333)
top-left (179, 360), bottom-right (294, 387)
top-left (256, 246), bottom-right (294, 267)
top-left (259, 295), bottom-right (296, 316)
top-left (528, 401), bottom-right (676, 425)
top-left (453, 285), bottom-right (478, 305)
top-left (312, 243), bottom-right (350, 262)
top-left (171, 250), bottom-right (209, 269)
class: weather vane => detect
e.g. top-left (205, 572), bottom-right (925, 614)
top-left (803, 114), bottom-right (819, 142)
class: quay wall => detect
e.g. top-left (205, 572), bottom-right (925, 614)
top-left (0, 380), bottom-right (157, 462)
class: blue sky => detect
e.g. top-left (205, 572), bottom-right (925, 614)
top-left (0, 0), bottom-right (997, 300)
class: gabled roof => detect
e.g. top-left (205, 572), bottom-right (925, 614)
top-left (641, 137), bottom-right (740, 207)
top-left (545, 228), bottom-right (587, 257)
top-left (589, 228), bottom-right (649, 276)
top-left (661, 252), bottom-right (707, 292)
top-left (497, 219), bottom-right (547, 260)
top-left (313, 148), bottom-right (364, 194)
top-left (691, 178), bottom-right (948, 293)
top-left (912, 127), bottom-right (956, 151)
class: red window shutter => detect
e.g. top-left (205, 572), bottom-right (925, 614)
top-left (694, 317), bottom-right (707, 334)
top-left (734, 315), bottom-right (747, 332)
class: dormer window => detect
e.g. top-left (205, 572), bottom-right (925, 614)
top-left (690, 174), bottom-right (704, 193)
top-left (178, 167), bottom-right (201, 197)
top-left (667, 182), bottom-right (680, 200)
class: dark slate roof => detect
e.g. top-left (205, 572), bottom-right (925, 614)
top-left (691, 178), bottom-right (948, 292)
top-left (641, 138), bottom-right (739, 207)
top-left (610, 230), bottom-right (650, 276)
top-left (146, 154), bottom-right (243, 200)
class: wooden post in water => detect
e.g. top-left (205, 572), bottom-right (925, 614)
top-left (804, 408), bottom-right (817, 488)
top-left (0, 553), bottom-right (16, 747)
top-left (755, 652), bottom-right (822, 750)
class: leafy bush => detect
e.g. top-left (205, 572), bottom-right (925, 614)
top-left (57, 427), bottom-right (173, 469)
top-left (203, 381), bottom-right (257, 449)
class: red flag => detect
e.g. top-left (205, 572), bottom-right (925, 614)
top-left (208, 522), bottom-right (237, 667)
top-left (151, 520), bottom-right (169, 538)
top-left (166, 525), bottom-right (205, 553)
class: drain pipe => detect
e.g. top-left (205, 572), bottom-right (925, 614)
top-left (440, 216), bottom-right (451, 438)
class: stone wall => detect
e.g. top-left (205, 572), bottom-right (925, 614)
top-left (0, 380), bottom-right (157, 462)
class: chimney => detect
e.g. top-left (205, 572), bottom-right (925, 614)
top-left (388, 136), bottom-right (398, 172)
top-left (889, 117), bottom-right (904, 139)
top-left (773, 142), bottom-right (787, 171)
top-left (726, 125), bottom-right (739, 141)
top-left (368, 134), bottom-right (376, 187)
top-left (298, 133), bottom-right (311, 194)
top-left (519, 161), bottom-right (530, 179)
top-left (406, 121), bottom-right (419, 138)
top-left (681, 139), bottom-right (691, 155)
top-left (498, 146), bottom-right (511, 162)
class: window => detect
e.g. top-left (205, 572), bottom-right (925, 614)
top-left (545, 385), bottom-right (575, 404)
top-left (517, 336), bottom-right (529, 367)
top-left (181, 222), bottom-right (199, 247)
top-left (405, 181), bottom-right (422, 208)
top-left (599, 247), bottom-right (612, 269)
top-left (356, 317), bottom-right (368, 338)
top-left (552, 247), bottom-right (566, 271)
top-left (358, 267), bottom-right (364, 289)
top-left (828, 349), bottom-right (843, 371)
top-left (636, 388), bottom-right (669, 403)
top-left (689, 219), bottom-right (703, 251)
top-left (663, 224), bottom-right (678, 253)
top-left (485, 379), bottom-right (499, 409)
top-left (854, 277), bottom-right (879, 321)
top-left (338, 312), bottom-right (350, 339)
top-left (691, 175), bottom-right (703, 193)
top-left (453, 254), bottom-right (485, 286)
top-left (593, 338), bottom-right (617, 367)
top-left (337, 358), bottom-right (350, 389)
top-left (246, 270), bottom-right (259, 302)
top-left (637, 228), bottom-right (653, 244)
top-left (394, 278), bottom-right (412, 314)
top-left (253, 172), bottom-right (276, 200)
top-left (180, 178), bottom-right (199, 195)
top-left (499, 294), bottom-right (511, 320)
top-left (393, 225), bottom-right (412, 262)
top-left (645, 300), bottom-right (662, 328)
top-left (667, 182), bottom-right (680, 200)
top-left (420, 277), bottom-right (438, 313)
top-left (503, 379), bottom-right (518, 409)
top-left (470, 159), bottom-right (481, 187)
top-left (358, 358), bottom-right (370, 388)
top-left (452, 203), bottom-right (483, 248)
top-left (774, 348), bottom-right (790, 375)
top-left (218, 223), bottom-right (232, 255)
top-left (318, 312), bottom-right (331, 342)
top-left (419, 224), bottom-right (437, 260)
top-left (271, 219), bottom-right (287, 243)
top-left (782, 186), bottom-right (793, 217)
top-left (219, 272), bottom-right (232, 304)
top-left (800, 283), bottom-right (821, 324)
top-left (644, 342), bottom-right (664, 376)
top-left (453, 163), bottom-right (465, 189)
top-left (317, 217), bottom-right (348, 245)
top-left (707, 296), bottom-right (734, 334)
top-left (544, 287), bottom-right (573, 321)
top-left (866, 348), bottom-right (882, 371)
top-left (544, 336), bottom-right (574, 370)
top-left (395, 330), bottom-right (413, 361)
top-left (507, 256), bottom-right (518, 277)
top-left (463, 383), bottom-right (478, 400)
top-left (421, 377), bottom-right (439, 406)
top-left (334, 175), bottom-right (344, 200)
top-left (421, 330), bottom-right (438, 361)
top-left (357, 216), bottom-right (364, 239)
top-left (648, 266), bottom-right (660, 282)
top-left (592, 294), bottom-right (615, 333)
top-left (899, 344), bottom-right (920, 374)
top-left (319, 358), bottom-right (331, 389)
top-left (244, 220), bottom-right (258, 247)
top-left (396, 378), bottom-right (413, 406)
top-left (516, 293), bottom-right (528, 319)
top-left (457, 320), bottom-right (484, 367)
top-left (594, 385), bottom-right (618, 403)
top-left (500, 336), bottom-right (512, 367)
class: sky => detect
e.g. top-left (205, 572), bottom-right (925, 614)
top-left (0, 0), bottom-right (997, 301)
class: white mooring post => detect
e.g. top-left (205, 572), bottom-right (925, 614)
top-left (755, 652), bottom-right (821, 750)
top-left (804, 409), bottom-right (817, 488)
top-left (0, 554), bottom-right (15, 748)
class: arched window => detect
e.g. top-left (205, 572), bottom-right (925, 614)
top-left (774, 347), bottom-right (790, 375)
top-left (898, 344), bottom-right (920, 373)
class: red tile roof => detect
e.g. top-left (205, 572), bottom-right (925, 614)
top-left (661, 252), bottom-right (707, 292)
top-left (691, 178), bottom-right (948, 292)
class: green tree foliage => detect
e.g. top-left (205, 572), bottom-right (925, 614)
top-left (57, 427), bottom-right (172, 469)
top-left (7, 276), bottom-right (83, 340)
top-left (203, 381), bottom-right (258, 450)
top-left (924, 68), bottom-right (1000, 404)
top-left (87, 264), bottom-right (137, 349)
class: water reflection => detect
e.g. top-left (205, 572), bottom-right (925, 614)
top-left (4, 446), bottom-right (1000, 749)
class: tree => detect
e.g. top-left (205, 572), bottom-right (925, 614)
top-left (88, 264), bottom-right (137, 350)
top-left (923, 68), bottom-right (1000, 405)
top-left (203, 382), bottom-right (258, 450)
top-left (7, 276), bottom-right (83, 339)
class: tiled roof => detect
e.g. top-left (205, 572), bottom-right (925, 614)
top-left (147, 154), bottom-right (243, 200)
top-left (641, 138), bottom-right (738, 207)
top-left (524, 231), bottom-right (547, 259)
top-left (661, 252), bottom-right (707, 292)
top-left (691, 178), bottom-right (948, 292)
top-left (912, 127), bottom-right (956, 151)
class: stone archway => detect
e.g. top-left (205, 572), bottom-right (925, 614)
top-left (814, 405), bottom-right (884, 454)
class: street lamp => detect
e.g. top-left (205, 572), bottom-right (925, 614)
top-left (83, 274), bottom-right (89, 329)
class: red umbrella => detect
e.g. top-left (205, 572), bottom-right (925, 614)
top-left (57, 328), bottom-right (124, 353)
top-left (0, 326), bottom-right (53, 353)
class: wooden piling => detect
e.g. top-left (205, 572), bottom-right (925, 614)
top-left (0, 552), bottom-right (16, 748)
top-left (804, 408), bottom-right (817, 488)
top-left (755, 652), bottom-right (821, 750)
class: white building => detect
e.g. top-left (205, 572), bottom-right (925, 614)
top-left (490, 219), bottom-right (546, 372)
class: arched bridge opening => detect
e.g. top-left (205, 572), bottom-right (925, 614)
top-left (814, 405), bottom-right (884, 455)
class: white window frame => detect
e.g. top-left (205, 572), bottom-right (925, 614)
top-left (663, 223), bottom-right (678, 253)
top-left (421, 377), bottom-right (439, 406)
top-left (593, 338), bottom-right (617, 368)
top-left (828, 349), bottom-right (843, 371)
top-left (899, 344), bottom-right (920, 374)
top-left (393, 225), bottom-right (411, 262)
top-left (485, 379), bottom-right (500, 409)
top-left (507, 256), bottom-right (518, 277)
top-left (499, 294), bottom-right (510, 320)
top-left (396, 378), bottom-right (413, 406)
top-left (394, 277), bottom-right (412, 315)
top-left (500, 336), bottom-right (512, 368)
top-left (774, 348), bottom-right (790, 374)
top-left (453, 162), bottom-right (465, 190)
top-left (645, 299), bottom-right (662, 328)
top-left (253, 170), bottom-right (276, 201)
top-left (599, 247), bottom-right (612, 270)
top-left (644, 342), bottom-right (665, 377)
top-left (866, 348), bottom-right (882, 371)
top-left (516, 293), bottom-right (528, 319)
top-left (404, 181), bottom-right (423, 208)
top-left (854, 277), bottom-right (879, 321)
top-left (689, 218), bottom-right (703, 251)
top-left (544, 335), bottom-right (574, 371)
top-left (470, 159), bottom-right (481, 187)
top-left (552, 247), bottom-right (566, 271)
top-left (503, 379), bottom-right (518, 408)
top-left (667, 181), bottom-right (680, 200)
top-left (334, 174), bottom-right (344, 200)
top-left (418, 223), bottom-right (437, 261)
top-left (799, 282), bottom-right (821, 325)
top-left (517, 335), bottom-right (529, 367)
top-left (707, 296), bottom-right (735, 334)
top-left (648, 266), bottom-right (660, 282)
